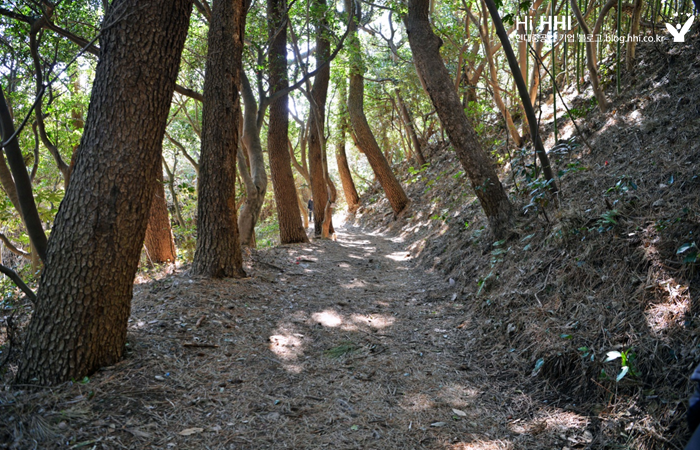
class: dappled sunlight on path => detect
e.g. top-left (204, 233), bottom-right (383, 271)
top-left (1, 224), bottom-right (593, 449)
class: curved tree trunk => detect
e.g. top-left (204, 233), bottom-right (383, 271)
top-left (17, 0), bottom-right (192, 384)
top-left (238, 72), bottom-right (268, 247)
top-left (0, 100), bottom-right (44, 269)
top-left (307, 0), bottom-right (332, 237)
top-left (0, 89), bottom-right (47, 261)
top-left (267, 0), bottom-right (309, 244)
top-left (346, 0), bottom-right (409, 216)
top-left (144, 166), bottom-right (177, 263)
top-left (626, 0), bottom-right (643, 71)
top-left (406, 0), bottom-right (514, 239)
top-left (591, 0), bottom-right (619, 70)
top-left (335, 78), bottom-right (360, 213)
top-left (192, 0), bottom-right (247, 278)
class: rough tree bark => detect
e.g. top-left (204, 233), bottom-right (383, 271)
top-left (307, 0), bottom-right (332, 236)
top-left (144, 167), bottom-right (177, 264)
top-left (346, 0), bottom-right (409, 216)
top-left (192, 0), bottom-right (247, 277)
top-left (267, 0), bottom-right (309, 244)
top-left (17, 0), bottom-right (192, 384)
top-left (406, 0), bottom-right (514, 239)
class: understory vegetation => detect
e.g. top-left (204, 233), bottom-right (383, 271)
top-left (0, 0), bottom-right (698, 447)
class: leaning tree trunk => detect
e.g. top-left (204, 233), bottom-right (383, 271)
top-left (528, 23), bottom-right (547, 106)
top-left (267, 0), bottom-right (309, 244)
top-left (307, 0), bottom-right (332, 237)
top-left (395, 88), bottom-right (427, 166)
top-left (346, 0), bottom-right (409, 216)
top-left (406, 0), bottom-right (514, 239)
top-left (144, 166), bottom-right (177, 263)
top-left (192, 0), bottom-right (247, 277)
top-left (237, 72), bottom-right (268, 247)
top-left (626, 0), bottom-right (643, 71)
top-left (479, 5), bottom-right (522, 148)
top-left (335, 77), bottom-right (360, 213)
top-left (17, 0), bottom-right (192, 384)
top-left (482, 0), bottom-right (557, 194)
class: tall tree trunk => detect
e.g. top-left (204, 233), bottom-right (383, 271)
top-left (626, 0), bottom-right (643, 70)
top-left (482, 0), bottom-right (557, 194)
top-left (335, 77), bottom-right (360, 213)
top-left (192, 0), bottom-right (247, 277)
top-left (529, 23), bottom-right (548, 106)
top-left (238, 73), bottom-right (268, 247)
top-left (406, 0), bottom-right (514, 239)
top-left (346, 0), bottom-right (409, 216)
top-left (17, 0), bottom-right (192, 385)
top-left (322, 150), bottom-right (336, 237)
top-left (518, 23), bottom-right (528, 90)
top-left (267, 0), bottom-right (309, 243)
top-left (297, 191), bottom-right (309, 229)
top-left (395, 88), bottom-right (427, 166)
top-left (517, 22), bottom-right (529, 132)
top-left (307, 0), bottom-right (332, 237)
top-left (570, 0), bottom-right (609, 112)
top-left (480, 5), bottom-right (523, 147)
top-left (144, 167), bottom-right (177, 263)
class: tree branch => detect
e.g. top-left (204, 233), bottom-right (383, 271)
top-left (193, 0), bottom-right (211, 20)
top-left (29, 23), bottom-right (70, 185)
top-left (0, 264), bottom-right (36, 302)
top-left (30, 121), bottom-right (39, 181)
top-left (42, 18), bottom-right (204, 102)
top-left (0, 86), bottom-right (47, 262)
top-left (0, 7), bottom-right (33, 23)
top-left (0, 232), bottom-right (30, 258)
top-left (264, 7), bottom-right (354, 107)
top-left (165, 132), bottom-right (199, 174)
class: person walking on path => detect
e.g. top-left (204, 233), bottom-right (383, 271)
top-left (307, 197), bottom-right (314, 222)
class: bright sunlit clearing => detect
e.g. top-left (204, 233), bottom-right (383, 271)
top-left (385, 251), bottom-right (412, 261)
top-left (350, 313), bottom-right (395, 329)
top-left (269, 333), bottom-right (303, 361)
top-left (311, 310), bottom-right (343, 327)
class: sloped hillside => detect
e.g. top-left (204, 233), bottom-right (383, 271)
top-left (350, 28), bottom-right (700, 449)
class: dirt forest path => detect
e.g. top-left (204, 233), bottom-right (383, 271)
top-left (8, 223), bottom-right (580, 449)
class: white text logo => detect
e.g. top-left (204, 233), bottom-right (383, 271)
top-left (665, 16), bottom-right (694, 42)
